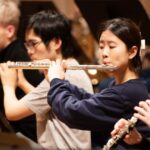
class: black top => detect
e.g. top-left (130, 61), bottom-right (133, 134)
top-left (0, 39), bottom-right (44, 141)
top-left (48, 78), bottom-right (150, 149)
top-left (138, 137), bottom-right (150, 150)
top-left (140, 69), bottom-right (150, 93)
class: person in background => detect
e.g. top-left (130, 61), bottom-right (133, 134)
top-left (46, 18), bottom-right (150, 149)
top-left (0, 0), bottom-right (43, 141)
top-left (0, 10), bottom-right (93, 149)
top-left (111, 99), bottom-right (150, 149)
top-left (140, 51), bottom-right (150, 93)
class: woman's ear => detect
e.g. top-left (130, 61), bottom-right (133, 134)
top-left (128, 46), bottom-right (138, 59)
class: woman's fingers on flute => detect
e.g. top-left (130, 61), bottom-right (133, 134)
top-left (123, 128), bottom-right (142, 145)
top-left (111, 119), bottom-right (128, 137)
top-left (55, 59), bottom-right (67, 71)
top-left (48, 59), bottom-right (65, 82)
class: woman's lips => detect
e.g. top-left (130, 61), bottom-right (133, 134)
top-left (103, 62), bottom-right (110, 65)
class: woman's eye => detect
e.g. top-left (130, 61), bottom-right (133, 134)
top-left (109, 46), bottom-right (115, 49)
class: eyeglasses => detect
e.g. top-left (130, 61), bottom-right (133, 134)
top-left (24, 40), bottom-right (42, 49)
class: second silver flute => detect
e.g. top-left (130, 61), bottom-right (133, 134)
top-left (7, 62), bottom-right (118, 71)
top-left (102, 116), bottom-right (138, 150)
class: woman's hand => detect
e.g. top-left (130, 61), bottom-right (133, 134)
top-left (48, 59), bottom-right (66, 82)
top-left (111, 118), bottom-right (142, 145)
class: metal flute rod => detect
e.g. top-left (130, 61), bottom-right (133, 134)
top-left (102, 116), bottom-right (138, 150)
top-left (7, 61), bottom-right (118, 71)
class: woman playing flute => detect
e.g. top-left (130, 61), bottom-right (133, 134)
top-left (46, 18), bottom-right (150, 149)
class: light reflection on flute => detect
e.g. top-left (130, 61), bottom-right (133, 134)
top-left (102, 116), bottom-right (138, 150)
top-left (7, 61), bottom-right (118, 71)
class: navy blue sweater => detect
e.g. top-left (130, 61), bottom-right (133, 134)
top-left (48, 78), bottom-right (150, 149)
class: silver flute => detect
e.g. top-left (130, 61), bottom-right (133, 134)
top-left (7, 61), bottom-right (118, 71)
top-left (102, 116), bottom-right (138, 150)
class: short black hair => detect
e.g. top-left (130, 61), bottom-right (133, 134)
top-left (26, 10), bottom-right (74, 58)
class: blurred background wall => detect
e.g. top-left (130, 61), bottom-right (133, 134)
top-left (19, 0), bottom-right (150, 44)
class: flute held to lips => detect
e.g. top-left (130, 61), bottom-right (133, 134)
top-left (7, 61), bottom-right (118, 71)
top-left (102, 116), bottom-right (138, 150)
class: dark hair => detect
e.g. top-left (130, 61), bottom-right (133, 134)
top-left (98, 18), bottom-right (142, 74)
top-left (26, 10), bottom-right (74, 58)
